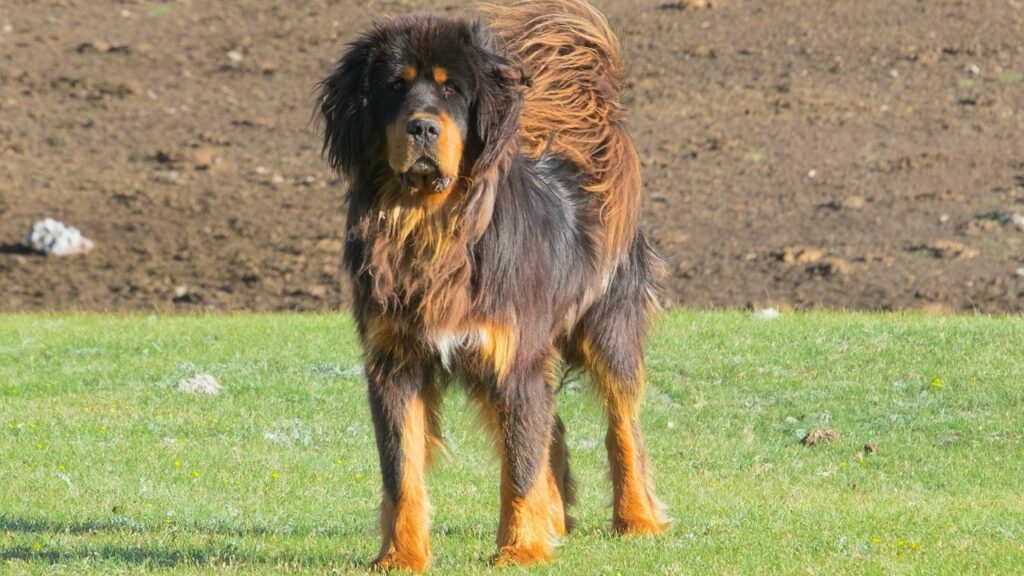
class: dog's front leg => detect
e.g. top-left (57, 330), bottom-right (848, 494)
top-left (490, 363), bottom-right (559, 567)
top-left (366, 359), bottom-right (434, 573)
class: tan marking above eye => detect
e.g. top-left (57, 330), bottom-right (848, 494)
top-left (432, 66), bottom-right (448, 85)
top-left (401, 66), bottom-right (417, 82)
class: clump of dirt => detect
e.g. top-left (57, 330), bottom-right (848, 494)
top-left (801, 428), bottom-right (840, 446)
top-left (778, 246), bottom-right (826, 265)
top-left (660, 0), bottom-right (716, 10)
top-left (2, 1), bottom-right (1024, 313)
top-left (810, 257), bottom-right (855, 278)
top-left (917, 240), bottom-right (981, 260)
top-left (864, 443), bottom-right (878, 455)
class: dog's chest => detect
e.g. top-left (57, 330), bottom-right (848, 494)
top-left (354, 202), bottom-right (475, 326)
top-left (426, 323), bottom-right (514, 377)
top-left (429, 328), bottom-right (486, 369)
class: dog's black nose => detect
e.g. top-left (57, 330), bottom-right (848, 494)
top-left (407, 118), bottom-right (441, 143)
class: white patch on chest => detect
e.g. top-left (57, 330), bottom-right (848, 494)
top-left (430, 328), bottom-right (489, 370)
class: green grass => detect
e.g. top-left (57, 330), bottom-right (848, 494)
top-left (2, 312), bottom-right (1023, 574)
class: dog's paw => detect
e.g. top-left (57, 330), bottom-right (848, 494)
top-left (490, 544), bottom-right (552, 567)
top-left (612, 510), bottom-right (670, 536)
top-left (370, 549), bottom-right (431, 573)
top-left (613, 517), bottom-right (669, 536)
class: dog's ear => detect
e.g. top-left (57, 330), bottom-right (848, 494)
top-left (469, 21), bottom-right (528, 180)
top-left (319, 35), bottom-right (376, 179)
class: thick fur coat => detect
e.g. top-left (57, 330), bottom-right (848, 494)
top-left (319, 0), bottom-right (666, 570)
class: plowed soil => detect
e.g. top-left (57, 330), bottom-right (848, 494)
top-left (2, 1), bottom-right (1023, 312)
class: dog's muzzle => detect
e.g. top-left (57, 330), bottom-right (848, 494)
top-left (388, 113), bottom-right (461, 195)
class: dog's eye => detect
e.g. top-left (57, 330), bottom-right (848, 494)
top-left (442, 83), bottom-right (457, 97)
top-left (391, 80), bottom-right (405, 91)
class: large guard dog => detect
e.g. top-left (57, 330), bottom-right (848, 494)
top-left (319, 0), bottom-right (667, 570)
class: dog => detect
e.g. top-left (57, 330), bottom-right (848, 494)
top-left (319, 0), bottom-right (666, 570)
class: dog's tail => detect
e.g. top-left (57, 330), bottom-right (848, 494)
top-left (483, 0), bottom-right (640, 265)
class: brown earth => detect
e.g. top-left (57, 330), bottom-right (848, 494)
top-left (2, 0), bottom-right (1023, 313)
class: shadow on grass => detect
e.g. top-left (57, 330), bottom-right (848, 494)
top-left (0, 516), bottom-right (364, 538)
top-left (2, 545), bottom-right (214, 566)
top-left (0, 543), bottom-right (365, 569)
top-left (0, 516), bottom-right (373, 568)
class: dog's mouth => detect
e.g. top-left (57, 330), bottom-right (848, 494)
top-left (401, 156), bottom-right (453, 194)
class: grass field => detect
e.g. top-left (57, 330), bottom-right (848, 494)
top-left (1, 312), bottom-right (1023, 574)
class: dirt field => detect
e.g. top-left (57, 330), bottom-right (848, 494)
top-left (2, 0), bottom-right (1023, 313)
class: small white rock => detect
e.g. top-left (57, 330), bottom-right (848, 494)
top-left (889, 68), bottom-right (899, 78)
top-left (939, 214), bottom-right (950, 224)
top-left (752, 307), bottom-right (781, 320)
top-left (807, 169), bottom-right (817, 179)
top-left (151, 169), bottom-right (181, 184)
top-left (1010, 212), bottom-right (1024, 230)
top-left (1015, 267), bottom-right (1024, 278)
top-left (175, 374), bottom-right (222, 395)
top-left (227, 50), bottom-right (244, 63)
top-left (2, 24), bottom-right (13, 33)
top-left (27, 218), bottom-right (95, 256)
top-left (966, 63), bottom-right (981, 76)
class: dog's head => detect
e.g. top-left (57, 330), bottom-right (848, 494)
top-left (320, 15), bottom-right (527, 199)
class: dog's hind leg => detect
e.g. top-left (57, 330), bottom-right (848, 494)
top-left (589, 347), bottom-right (667, 535)
top-left (572, 236), bottom-right (668, 535)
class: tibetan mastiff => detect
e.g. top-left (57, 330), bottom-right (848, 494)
top-left (319, 0), bottom-right (666, 570)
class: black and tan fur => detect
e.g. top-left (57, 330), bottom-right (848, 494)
top-left (318, 0), bottom-right (666, 570)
